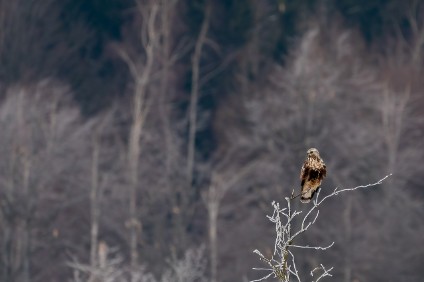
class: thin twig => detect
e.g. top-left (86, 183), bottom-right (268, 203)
top-left (251, 174), bottom-right (391, 282)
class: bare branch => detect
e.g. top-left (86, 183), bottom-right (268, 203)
top-left (251, 174), bottom-right (391, 282)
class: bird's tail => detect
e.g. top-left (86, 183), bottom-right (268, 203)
top-left (300, 187), bottom-right (320, 203)
top-left (300, 195), bottom-right (311, 203)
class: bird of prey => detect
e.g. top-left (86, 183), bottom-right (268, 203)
top-left (300, 148), bottom-right (326, 203)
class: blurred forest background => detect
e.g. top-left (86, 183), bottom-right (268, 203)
top-left (0, 0), bottom-right (423, 281)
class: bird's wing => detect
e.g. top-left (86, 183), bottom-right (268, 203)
top-left (321, 163), bottom-right (327, 177)
top-left (300, 161), bottom-right (309, 184)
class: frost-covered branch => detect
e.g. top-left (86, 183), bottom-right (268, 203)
top-left (251, 174), bottom-right (391, 281)
top-left (69, 246), bottom-right (207, 282)
top-left (311, 264), bottom-right (333, 282)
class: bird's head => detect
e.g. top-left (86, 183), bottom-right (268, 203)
top-left (307, 148), bottom-right (320, 158)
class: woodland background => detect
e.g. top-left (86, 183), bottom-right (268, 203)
top-left (0, 0), bottom-right (423, 281)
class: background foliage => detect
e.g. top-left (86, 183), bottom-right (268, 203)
top-left (0, 0), bottom-right (423, 281)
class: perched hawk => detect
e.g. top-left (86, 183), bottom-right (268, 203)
top-left (300, 148), bottom-right (326, 203)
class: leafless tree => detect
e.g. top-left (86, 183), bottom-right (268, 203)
top-left (116, 0), bottom-right (161, 270)
top-left (251, 175), bottom-right (390, 282)
top-left (114, 0), bottom-right (200, 273)
top-left (234, 11), bottom-right (424, 281)
top-left (0, 79), bottom-right (95, 281)
top-left (187, 0), bottom-right (211, 187)
top-left (203, 149), bottom-right (260, 282)
top-left (69, 245), bottom-right (206, 282)
top-left (87, 111), bottom-right (117, 282)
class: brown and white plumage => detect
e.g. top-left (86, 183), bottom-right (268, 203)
top-left (300, 148), bottom-right (326, 203)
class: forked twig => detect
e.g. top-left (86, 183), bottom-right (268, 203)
top-left (251, 174), bottom-right (391, 281)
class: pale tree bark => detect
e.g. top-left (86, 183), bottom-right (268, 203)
top-left (187, 1), bottom-right (211, 186)
top-left (0, 81), bottom-right (93, 282)
top-left (117, 0), bottom-right (159, 273)
top-left (15, 91), bottom-right (31, 282)
top-left (21, 150), bottom-right (30, 282)
top-left (380, 3), bottom-right (424, 174)
top-left (205, 178), bottom-right (220, 282)
top-left (157, 0), bottom-right (185, 256)
top-left (343, 195), bottom-right (352, 282)
top-left (159, 0), bottom-right (173, 176)
top-left (0, 90), bottom-right (34, 282)
top-left (88, 113), bottom-right (112, 280)
top-left (204, 156), bottom-right (258, 282)
top-left (381, 83), bottom-right (410, 173)
top-left (88, 130), bottom-right (100, 282)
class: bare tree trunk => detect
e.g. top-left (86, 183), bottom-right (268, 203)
top-left (207, 184), bottom-right (219, 282)
top-left (381, 4), bottom-right (421, 175)
top-left (343, 195), bottom-right (352, 282)
top-left (1, 139), bottom-right (16, 282)
top-left (2, 225), bottom-right (11, 282)
top-left (205, 163), bottom-right (256, 282)
top-left (157, 0), bottom-right (184, 256)
top-left (187, 1), bottom-right (211, 186)
top-left (128, 97), bottom-right (143, 271)
top-left (381, 83), bottom-right (410, 174)
top-left (118, 1), bottom-right (159, 272)
top-left (159, 0), bottom-right (173, 176)
top-left (17, 91), bottom-right (31, 282)
top-left (89, 133), bottom-right (100, 282)
top-left (22, 154), bottom-right (30, 282)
